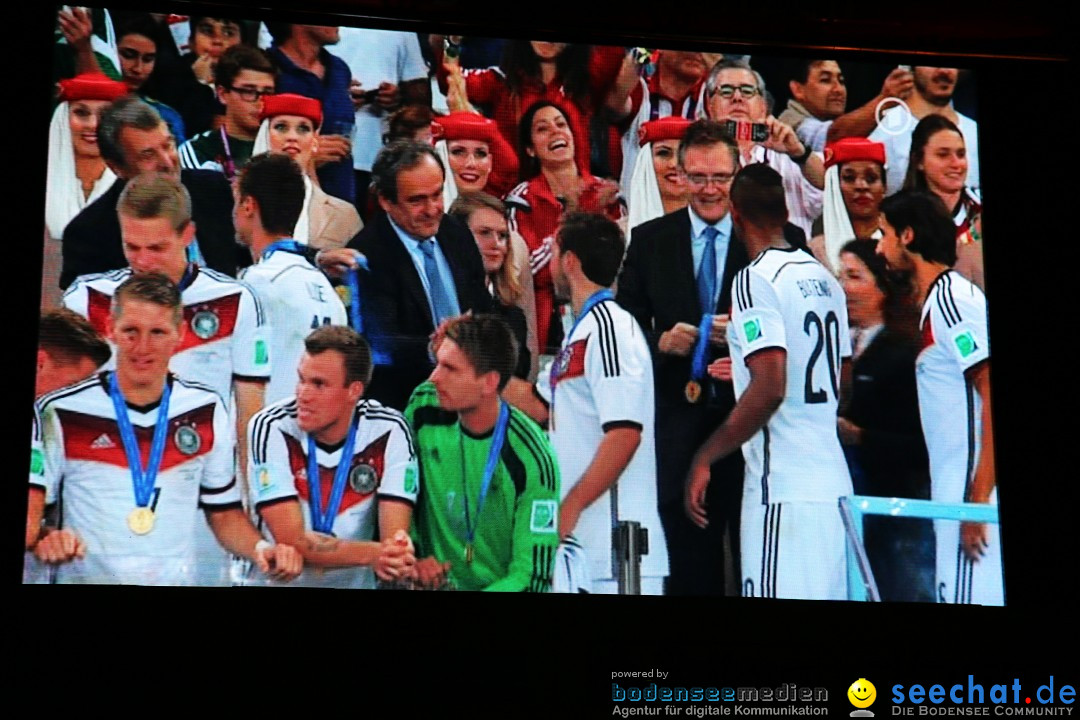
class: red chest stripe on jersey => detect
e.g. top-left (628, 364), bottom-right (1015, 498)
top-left (283, 431), bottom-right (391, 514)
top-left (920, 316), bottom-right (935, 352)
top-left (86, 287), bottom-right (113, 335)
top-left (58, 402), bottom-right (216, 471)
top-left (85, 287), bottom-right (241, 352)
top-left (177, 293), bottom-right (241, 352)
top-left (553, 338), bottom-right (588, 385)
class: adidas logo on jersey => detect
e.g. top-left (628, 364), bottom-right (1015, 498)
top-left (91, 433), bottom-right (116, 449)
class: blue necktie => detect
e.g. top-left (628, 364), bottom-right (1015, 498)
top-left (697, 226), bottom-right (719, 314)
top-left (418, 239), bottom-right (456, 326)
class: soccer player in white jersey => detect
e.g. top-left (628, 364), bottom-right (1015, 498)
top-left (247, 325), bottom-right (417, 588)
top-left (505, 212), bottom-right (668, 594)
top-left (32, 274), bottom-right (302, 584)
top-left (876, 190), bottom-right (1001, 605)
top-left (685, 163), bottom-right (854, 600)
top-left (234, 153), bottom-right (348, 405)
top-left (63, 172), bottom-right (271, 585)
top-left (26, 310), bottom-right (111, 582)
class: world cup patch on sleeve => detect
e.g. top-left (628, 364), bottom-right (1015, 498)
top-left (530, 499), bottom-right (557, 533)
top-left (30, 448), bottom-right (44, 476)
top-left (953, 329), bottom-right (978, 358)
top-left (743, 316), bottom-right (764, 343)
top-left (254, 339), bottom-right (269, 366)
top-left (255, 464), bottom-right (275, 495)
top-left (403, 463), bottom-right (419, 495)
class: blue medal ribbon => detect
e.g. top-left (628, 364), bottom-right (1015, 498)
top-left (690, 313), bottom-right (713, 381)
top-left (548, 289), bottom-right (614, 423)
top-left (462, 401), bottom-right (511, 551)
top-left (305, 411), bottom-right (360, 535)
top-left (261, 239), bottom-right (306, 261)
top-left (344, 254), bottom-right (370, 332)
top-left (176, 263), bottom-right (197, 292)
top-left (343, 254), bottom-right (390, 364)
top-left (108, 372), bottom-right (173, 509)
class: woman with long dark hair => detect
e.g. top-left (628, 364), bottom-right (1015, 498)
top-left (903, 114), bottom-right (984, 289)
top-left (434, 39), bottom-right (628, 177)
top-left (836, 238), bottom-right (933, 603)
top-left (506, 101), bottom-right (624, 353)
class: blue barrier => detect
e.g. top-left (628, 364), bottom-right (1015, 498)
top-left (839, 496), bottom-right (999, 602)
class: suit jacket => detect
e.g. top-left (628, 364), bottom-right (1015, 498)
top-left (307, 183), bottom-right (362, 251)
top-left (617, 207), bottom-right (808, 416)
top-left (60, 170), bottom-right (247, 290)
top-left (617, 207), bottom-right (749, 418)
top-left (844, 327), bottom-right (930, 499)
top-left (348, 212), bottom-right (493, 410)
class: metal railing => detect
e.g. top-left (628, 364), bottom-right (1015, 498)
top-left (839, 495), bottom-right (999, 602)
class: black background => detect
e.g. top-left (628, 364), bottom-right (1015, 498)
top-left (11, 0), bottom-right (1074, 710)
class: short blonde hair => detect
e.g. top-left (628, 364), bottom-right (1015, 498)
top-left (116, 172), bottom-right (192, 232)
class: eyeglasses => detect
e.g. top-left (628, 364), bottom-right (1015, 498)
top-left (225, 85), bottom-right (275, 101)
top-left (713, 84), bottom-right (761, 99)
top-left (684, 172), bottom-right (735, 188)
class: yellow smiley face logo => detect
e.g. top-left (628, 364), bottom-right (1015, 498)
top-left (848, 679), bottom-right (877, 708)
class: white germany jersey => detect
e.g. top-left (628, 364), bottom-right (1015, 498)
top-left (916, 270), bottom-right (991, 504)
top-left (727, 247), bottom-right (853, 504)
top-left (247, 396), bottom-right (419, 588)
top-left (537, 298), bottom-right (668, 581)
top-left (34, 372), bottom-right (240, 585)
top-left (240, 250), bottom-right (348, 404)
top-left (63, 266), bottom-right (271, 401)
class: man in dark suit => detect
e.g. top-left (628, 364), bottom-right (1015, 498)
top-left (617, 119), bottom-right (805, 596)
top-left (60, 96), bottom-right (246, 290)
top-left (347, 141), bottom-right (492, 410)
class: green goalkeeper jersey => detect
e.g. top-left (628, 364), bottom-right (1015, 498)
top-left (405, 382), bottom-right (559, 592)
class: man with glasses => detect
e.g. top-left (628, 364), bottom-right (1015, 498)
top-left (616, 119), bottom-right (751, 597)
top-left (179, 45), bottom-right (277, 181)
top-left (704, 59), bottom-right (824, 239)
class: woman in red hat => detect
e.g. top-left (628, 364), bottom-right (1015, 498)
top-left (626, 116), bottom-right (692, 233)
top-left (902, 115), bottom-right (983, 290)
top-left (812, 137), bottom-right (888, 274)
top-left (43, 73), bottom-right (129, 308)
top-left (431, 110), bottom-right (519, 202)
top-left (434, 38), bottom-right (629, 177)
top-left (506, 100), bottom-right (624, 354)
top-left (252, 93), bottom-right (361, 249)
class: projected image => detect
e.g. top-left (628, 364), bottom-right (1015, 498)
top-left (30, 6), bottom-right (998, 603)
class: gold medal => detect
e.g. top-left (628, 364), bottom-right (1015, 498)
top-left (465, 543), bottom-right (474, 564)
top-left (127, 507), bottom-right (155, 535)
top-left (685, 380), bottom-right (702, 404)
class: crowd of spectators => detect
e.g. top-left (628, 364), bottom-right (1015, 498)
top-left (36, 7), bottom-right (988, 598)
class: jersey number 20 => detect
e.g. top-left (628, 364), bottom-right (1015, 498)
top-left (803, 310), bottom-right (840, 404)
top-left (310, 315), bottom-right (332, 329)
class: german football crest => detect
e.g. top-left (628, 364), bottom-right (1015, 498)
top-left (174, 425), bottom-right (201, 455)
top-left (348, 462), bottom-right (379, 494)
top-left (190, 310), bottom-right (220, 340)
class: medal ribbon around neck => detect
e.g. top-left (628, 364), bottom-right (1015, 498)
top-left (549, 289), bottom-right (614, 421)
top-left (690, 313), bottom-right (713, 383)
top-left (108, 371), bottom-right (173, 511)
top-left (305, 411), bottom-right (360, 535)
top-left (461, 401), bottom-right (511, 553)
top-left (261, 239), bottom-right (307, 260)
